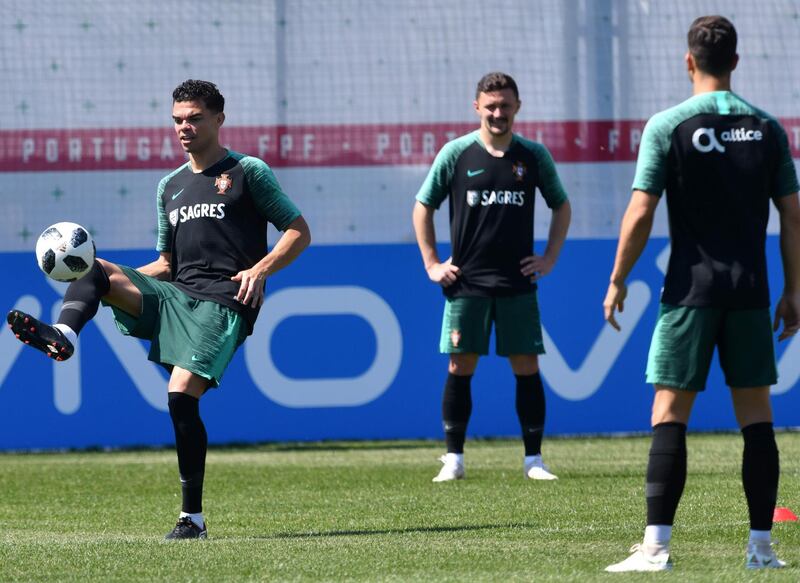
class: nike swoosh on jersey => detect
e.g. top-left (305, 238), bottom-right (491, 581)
top-left (191, 354), bottom-right (201, 361)
top-left (466, 169), bottom-right (485, 177)
top-left (171, 188), bottom-right (185, 200)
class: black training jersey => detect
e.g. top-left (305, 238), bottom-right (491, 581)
top-left (634, 91), bottom-right (799, 308)
top-left (416, 131), bottom-right (568, 297)
top-left (156, 150), bottom-right (301, 332)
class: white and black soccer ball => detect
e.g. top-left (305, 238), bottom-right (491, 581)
top-left (35, 222), bottom-right (95, 282)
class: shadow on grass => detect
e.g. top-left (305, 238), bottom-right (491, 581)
top-left (216, 441), bottom-right (442, 453)
top-left (264, 522), bottom-right (534, 539)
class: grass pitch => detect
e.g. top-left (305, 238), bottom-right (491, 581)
top-left (0, 433), bottom-right (798, 582)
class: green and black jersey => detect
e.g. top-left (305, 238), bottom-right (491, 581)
top-left (416, 131), bottom-right (568, 298)
top-left (635, 91), bottom-right (799, 308)
top-left (156, 150), bottom-right (301, 332)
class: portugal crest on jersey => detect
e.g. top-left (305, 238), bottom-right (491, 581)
top-left (215, 173), bottom-right (232, 195)
top-left (512, 162), bottom-right (527, 182)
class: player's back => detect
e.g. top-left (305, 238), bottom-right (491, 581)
top-left (636, 91), bottom-right (797, 308)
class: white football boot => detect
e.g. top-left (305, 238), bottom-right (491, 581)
top-left (746, 541), bottom-right (786, 569)
top-left (432, 454), bottom-right (464, 482)
top-left (524, 455), bottom-right (558, 480)
top-left (605, 543), bottom-right (672, 572)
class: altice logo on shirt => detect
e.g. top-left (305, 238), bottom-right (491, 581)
top-left (691, 127), bottom-right (764, 153)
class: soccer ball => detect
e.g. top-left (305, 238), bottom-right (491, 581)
top-left (35, 222), bottom-right (95, 282)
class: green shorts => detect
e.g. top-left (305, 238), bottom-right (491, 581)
top-left (104, 265), bottom-right (248, 387)
top-left (439, 292), bottom-right (545, 356)
top-left (646, 303), bottom-right (777, 391)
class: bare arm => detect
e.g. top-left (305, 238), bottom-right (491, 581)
top-left (603, 190), bottom-right (660, 330)
top-left (233, 215), bottom-right (312, 307)
top-left (520, 199), bottom-right (572, 280)
top-left (774, 193), bottom-right (800, 340)
top-left (412, 200), bottom-right (460, 286)
top-left (544, 199), bottom-right (572, 262)
top-left (137, 252), bottom-right (172, 281)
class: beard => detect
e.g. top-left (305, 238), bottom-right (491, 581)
top-left (487, 118), bottom-right (510, 135)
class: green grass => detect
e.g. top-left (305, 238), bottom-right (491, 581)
top-left (0, 433), bottom-right (798, 582)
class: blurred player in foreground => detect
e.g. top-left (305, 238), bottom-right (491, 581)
top-left (8, 79), bottom-right (310, 539)
top-left (413, 72), bottom-right (571, 482)
top-left (603, 16), bottom-right (800, 572)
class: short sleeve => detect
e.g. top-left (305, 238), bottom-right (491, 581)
top-left (415, 139), bottom-right (467, 209)
top-left (241, 156), bottom-right (302, 231)
top-left (769, 119), bottom-right (800, 198)
top-left (632, 115), bottom-right (671, 196)
top-left (156, 176), bottom-right (171, 252)
top-left (532, 143), bottom-right (568, 208)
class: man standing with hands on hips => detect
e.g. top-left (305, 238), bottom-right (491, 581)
top-left (413, 72), bottom-right (571, 483)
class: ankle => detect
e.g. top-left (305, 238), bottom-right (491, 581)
top-left (179, 511), bottom-right (205, 529)
top-left (53, 324), bottom-right (77, 346)
top-left (444, 453), bottom-right (463, 466)
top-left (644, 524), bottom-right (672, 548)
top-left (748, 529), bottom-right (771, 545)
top-left (643, 542), bottom-right (670, 557)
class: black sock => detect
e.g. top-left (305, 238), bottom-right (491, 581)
top-left (168, 392), bottom-right (207, 514)
top-left (56, 260), bottom-right (110, 334)
top-left (442, 373), bottom-right (472, 454)
top-left (646, 422), bottom-right (687, 526)
top-left (516, 373), bottom-right (545, 456)
top-left (742, 422), bottom-right (779, 531)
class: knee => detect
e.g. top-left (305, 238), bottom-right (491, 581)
top-left (651, 387), bottom-right (694, 426)
top-left (651, 406), bottom-right (689, 427)
top-left (168, 370), bottom-right (210, 398)
top-left (71, 258), bottom-right (111, 293)
top-left (510, 354), bottom-right (539, 376)
top-left (732, 388), bottom-right (773, 428)
top-left (95, 259), bottom-right (124, 291)
top-left (449, 354), bottom-right (478, 376)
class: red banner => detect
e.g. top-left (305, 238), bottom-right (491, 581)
top-left (2, 119), bottom-right (800, 172)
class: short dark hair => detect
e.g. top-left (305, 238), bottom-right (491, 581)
top-left (172, 79), bottom-right (225, 113)
top-left (476, 72), bottom-right (519, 100)
top-left (687, 15), bottom-right (737, 76)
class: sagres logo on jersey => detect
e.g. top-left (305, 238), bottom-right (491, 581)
top-left (172, 203), bottom-right (227, 225)
top-left (469, 190), bottom-right (526, 207)
top-left (512, 161), bottom-right (527, 182)
top-left (215, 173), bottom-right (232, 195)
